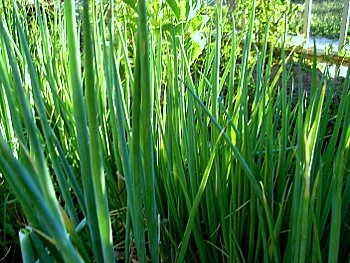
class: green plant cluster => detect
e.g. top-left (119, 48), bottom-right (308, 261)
top-left (234, 0), bottom-right (303, 44)
top-left (309, 0), bottom-right (344, 39)
top-left (292, 0), bottom-right (350, 39)
top-left (0, 0), bottom-right (349, 262)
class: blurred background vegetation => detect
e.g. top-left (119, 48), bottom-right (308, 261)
top-left (292, 0), bottom-right (347, 39)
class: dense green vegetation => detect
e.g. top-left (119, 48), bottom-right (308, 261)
top-left (0, 0), bottom-right (349, 262)
top-left (292, 0), bottom-right (347, 39)
top-left (310, 0), bottom-right (344, 38)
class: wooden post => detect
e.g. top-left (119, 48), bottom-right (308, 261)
top-left (303, 0), bottom-right (313, 44)
top-left (334, 0), bottom-right (350, 77)
top-left (339, 0), bottom-right (350, 52)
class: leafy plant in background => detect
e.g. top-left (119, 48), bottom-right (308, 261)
top-left (292, 0), bottom-right (350, 40)
top-left (234, 0), bottom-right (303, 44)
top-left (0, 0), bottom-right (350, 262)
top-left (147, 0), bottom-right (210, 65)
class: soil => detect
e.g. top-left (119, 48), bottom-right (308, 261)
top-left (255, 64), bottom-right (348, 105)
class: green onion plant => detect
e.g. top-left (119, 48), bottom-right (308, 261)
top-left (0, 0), bottom-right (349, 262)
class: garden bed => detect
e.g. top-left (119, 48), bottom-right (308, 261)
top-left (0, 1), bottom-right (349, 262)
